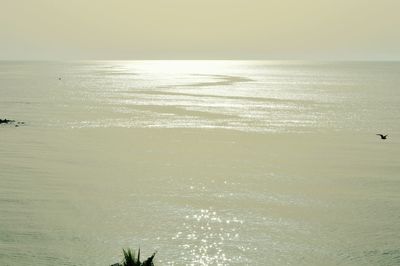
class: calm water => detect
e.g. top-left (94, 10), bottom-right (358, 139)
top-left (0, 61), bottom-right (399, 265)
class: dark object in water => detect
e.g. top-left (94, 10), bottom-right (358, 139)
top-left (376, 134), bottom-right (388, 140)
top-left (0, 119), bottom-right (15, 124)
top-left (0, 119), bottom-right (25, 127)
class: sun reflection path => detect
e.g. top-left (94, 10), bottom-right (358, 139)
top-left (165, 208), bottom-right (251, 265)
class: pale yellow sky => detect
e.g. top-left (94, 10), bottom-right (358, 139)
top-left (1, 0), bottom-right (400, 60)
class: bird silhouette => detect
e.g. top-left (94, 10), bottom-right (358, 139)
top-left (376, 134), bottom-right (388, 139)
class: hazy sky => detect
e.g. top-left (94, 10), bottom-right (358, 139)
top-left (1, 0), bottom-right (400, 60)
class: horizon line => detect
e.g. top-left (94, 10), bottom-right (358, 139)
top-left (1, 59), bottom-right (400, 62)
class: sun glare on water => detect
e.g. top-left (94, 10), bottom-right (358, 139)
top-left (121, 60), bottom-right (236, 75)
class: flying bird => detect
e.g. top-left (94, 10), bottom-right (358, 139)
top-left (376, 134), bottom-right (388, 139)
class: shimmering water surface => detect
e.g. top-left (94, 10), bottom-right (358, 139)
top-left (1, 61), bottom-right (400, 265)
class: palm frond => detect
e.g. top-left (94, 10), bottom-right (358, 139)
top-left (142, 251), bottom-right (157, 266)
top-left (122, 248), bottom-right (141, 266)
top-left (113, 248), bottom-right (156, 266)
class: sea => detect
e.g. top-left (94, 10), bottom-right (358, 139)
top-left (0, 61), bottom-right (399, 265)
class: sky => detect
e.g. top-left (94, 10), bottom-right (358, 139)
top-left (1, 0), bottom-right (400, 60)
